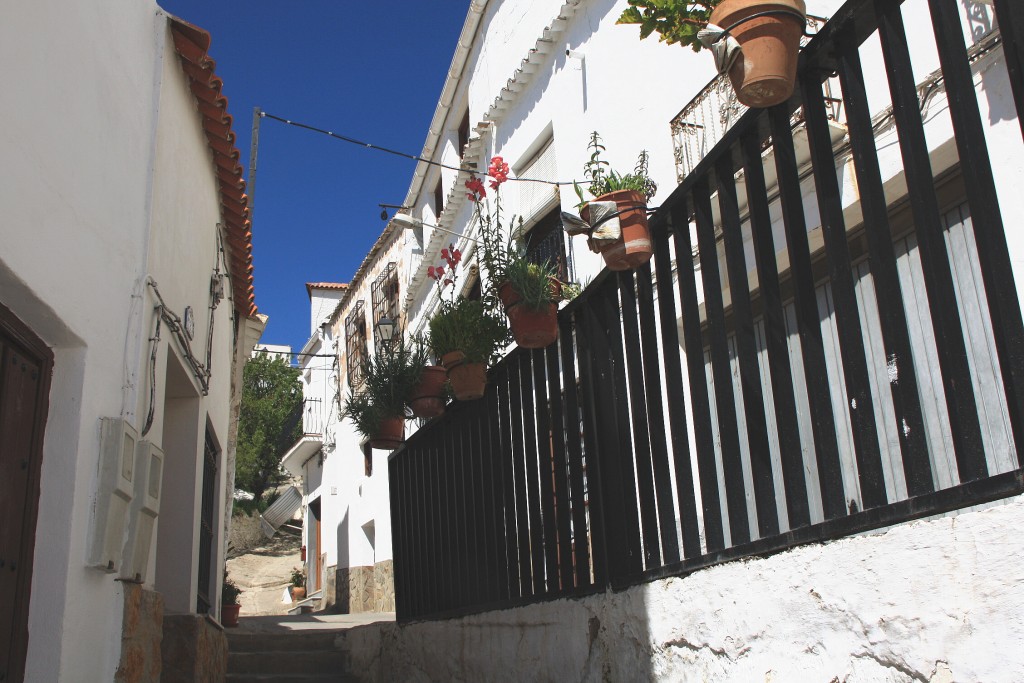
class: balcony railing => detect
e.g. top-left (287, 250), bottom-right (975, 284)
top-left (390, 0), bottom-right (1024, 622)
top-left (302, 397), bottom-right (324, 437)
top-left (670, 15), bottom-right (840, 183)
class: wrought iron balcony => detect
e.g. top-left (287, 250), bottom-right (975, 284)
top-left (670, 15), bottom-right (841, 184)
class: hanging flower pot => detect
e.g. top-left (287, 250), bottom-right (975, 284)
top-left (582, 189), bottom-right (653, 271)
top-left (498, 282), bottom-right (558, 349)
top-left (441, 351), bottom-right (488, 401)
top-left (710, 0), bottom-right (806, 108)
top-left (409, 365), bottom-right (447, 419)
top-left (369, 415), bottom-right (405, 450)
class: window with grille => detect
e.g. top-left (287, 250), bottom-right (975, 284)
top-left (525, 208), bottom-right (570, 283)
top-left (345, 301), bottom-right (368, 388)
top-left (196, 427), bottom-right (218, 614)
top-left (371, 262), bottom-right (400, 350)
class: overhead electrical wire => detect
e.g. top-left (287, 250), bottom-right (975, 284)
top-left (260, 111), bottom-right (578, 186)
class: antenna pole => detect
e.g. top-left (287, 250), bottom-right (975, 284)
top-left (247, 106), bottom-right (262, 222)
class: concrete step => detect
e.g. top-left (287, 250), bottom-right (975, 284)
top-left (228, 649), bottom-right (348, 675)
top-left (226, 675), bottom-right (351, 683)
top-left (227, 630), bottom-right (344, 653)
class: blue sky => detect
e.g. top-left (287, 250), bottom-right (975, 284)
top-left (158, 1), bottom-right (470, 354)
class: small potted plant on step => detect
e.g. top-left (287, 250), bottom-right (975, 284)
top-left (574, 132), bottom-right (658, 272)
top-left (341, 341), bottom-right (428, 449)
top-left (617, 0), bottom-right (806, 108)
top-left (290, 566), bottom-right (306, 602)
top-left (221, 572), bottom-right (241, 627)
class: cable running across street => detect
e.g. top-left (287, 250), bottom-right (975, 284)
top-left (259, 111), bottom-right (578, 186)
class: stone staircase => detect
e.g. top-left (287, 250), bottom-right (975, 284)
top-left (226, 629), bottom-right (355, 683)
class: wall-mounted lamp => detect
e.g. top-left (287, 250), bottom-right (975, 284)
top-left (375, 316), bottom-right (398, 344)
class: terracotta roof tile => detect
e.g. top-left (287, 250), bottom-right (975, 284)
top-left (169, 16), bottom-right (257, 317)
top-left (305, 282), bottom-right (348, 298)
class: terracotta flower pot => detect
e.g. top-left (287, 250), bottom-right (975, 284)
top-left (221, 603), bottom-right (241, 627)
top-left (498, 283), bottom-right (558, 349)
top-left (410, 365), bottom-right (447, 419)
top-left (291, 586), bottom-right (306, 601)
top-left (582, 189), bottom-right (652, 271)
top-left (710, 0), bottom-right (806, 108)
top-left (369, 415), bottom-right (405, 450)
top-left (441, 351), bottom-right (487, 401)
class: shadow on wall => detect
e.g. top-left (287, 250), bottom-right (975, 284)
top-left (335, 509), bottom-right (350, 612)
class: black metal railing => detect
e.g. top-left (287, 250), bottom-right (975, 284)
top-left (302, 397), bottom-right (324, 437)
top-left (389, 0), bottom-right (1024, 621)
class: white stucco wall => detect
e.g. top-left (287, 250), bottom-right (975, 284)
top-left (0, 1), bottom-right (248, 679)
top-left (341, 495), bottom-right (1024, 682)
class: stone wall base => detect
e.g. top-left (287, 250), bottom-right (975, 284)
top-left (335, 560), bottom-right (394, 613)
top-left (115, 585), bottom-right (164, 683)
top-left (324, 563), bottom-right (337, 610)
top-left (337, 497), bottom-right (1024, 682)
top-left (161, 613), bottom-right (227, 683)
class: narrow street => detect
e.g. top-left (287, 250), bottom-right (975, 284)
top-left (227, 532), bottom-right (302, 617)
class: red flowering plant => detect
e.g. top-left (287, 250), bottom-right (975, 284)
top-left (466, 156), bottom-right (561, 313)
top-left (426, 242), bottom-right (508, 366)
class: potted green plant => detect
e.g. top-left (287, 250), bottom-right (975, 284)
top-left (290, 566), bottom-right (306, 601)
top-left (574, 132), bottom-right (658, 271)
top-left (617, 0), bottom-right (807, 108)
top-left (221, 572), bottom-right (241, 627)
top-left (408, 337), bottom-right (448, 419)
top-left (467, 156), bottom-right (562, 349)
top-left (341, 341), bottom-right (427, 449)
top-left (426, 253), bottom-right (508, 400)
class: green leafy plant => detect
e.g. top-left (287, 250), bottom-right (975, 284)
top-left (616, 0), bottom-right (720, 52)
top-left (340, 341), bottom-right (427, 441)
top-left (222, 573), bottom-right (241, 606)
top-left (428, 297), bottom-right (508, 365)
top-left (573, 132), bottom-right (658, 207)
top-left (561, 281), bottom-right (583, 302)
top-left (236, 353), bottom-right (303, 506)
top-left (290, 567), bottom-right (305, 588)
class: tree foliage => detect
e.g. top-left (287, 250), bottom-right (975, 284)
top-left (236, 352), bottom-right (302, 504)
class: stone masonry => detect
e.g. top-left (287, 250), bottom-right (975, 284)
top-left (161, 613), bottom-right (228, 683)
top-left (115, 585), bottom-right (164, 683)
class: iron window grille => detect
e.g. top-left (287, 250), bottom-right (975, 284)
top-left (345, 301), bottom-right (368, 388)
top-left (371, 262), bottom-right (400, 350)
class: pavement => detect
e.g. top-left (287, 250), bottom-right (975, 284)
top-left (225, 532), bottom-right (397, 631)
top-left (226, 532), bottom-right (304, 617)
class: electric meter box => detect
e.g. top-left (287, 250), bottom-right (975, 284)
top-left (120, 440), bottom-right (164, 583)
top-left (87, 418), bottom-right (137, 572)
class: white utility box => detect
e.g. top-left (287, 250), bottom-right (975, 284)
top-left (88, 418), bottom-right (137, 572)
top-left (120, 440), bottom-right (164, 582)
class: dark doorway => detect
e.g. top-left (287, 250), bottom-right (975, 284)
top-left (0, 302), bottom-right (53, 683)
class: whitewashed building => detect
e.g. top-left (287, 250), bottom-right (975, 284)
top-left (323, 0), bottom-right (1024, 681)
top-left (0, 4), bottom-right (261, 682)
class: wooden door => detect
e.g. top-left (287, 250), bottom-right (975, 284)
top-left (0, 302), bottom-right (52, 683)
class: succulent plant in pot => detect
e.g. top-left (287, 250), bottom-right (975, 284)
top-left (573, 132), bottom-right (657, 272)
top-left (341, 340), bottom-right (428, 449)
top-left (617, 0), bottom-right (807, 108)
